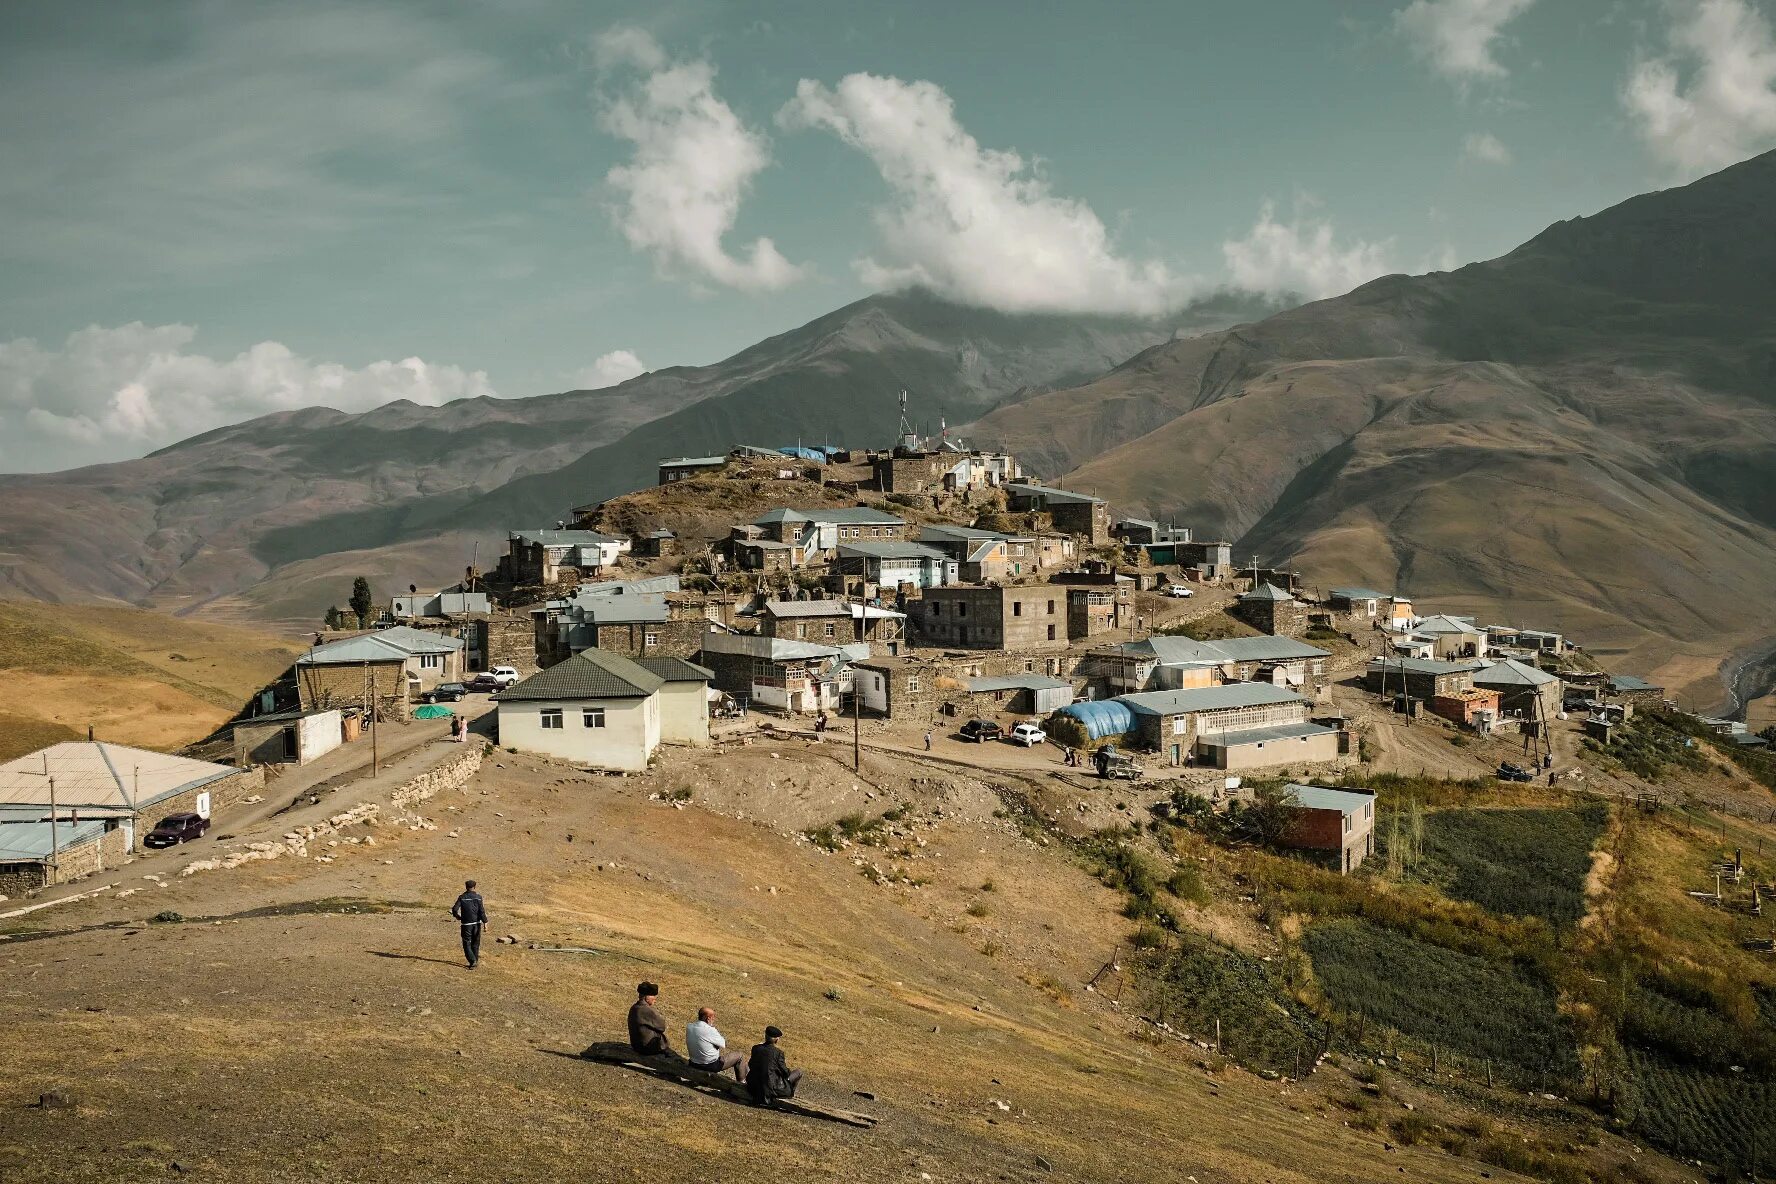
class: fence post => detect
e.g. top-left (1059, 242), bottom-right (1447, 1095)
top-left (1214, 1017), bottom-right (1221, 1055)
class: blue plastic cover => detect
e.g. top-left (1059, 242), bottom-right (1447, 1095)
top-left (1059, 700), bottom-right (1135, 740)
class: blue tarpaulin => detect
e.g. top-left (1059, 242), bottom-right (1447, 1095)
top-left (1059, 700), bottom-right (1135, 740)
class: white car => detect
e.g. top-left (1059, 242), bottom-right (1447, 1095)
top-left (488, 665), bottom-right (521, 688)
top-left (1010, 722), bottom-right (1047, 747)
top-left (1164, 585), bottom-right (1194, 598)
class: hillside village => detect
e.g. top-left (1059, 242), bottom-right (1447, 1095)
top-left (6, 399), bottom-right (1776, 1183)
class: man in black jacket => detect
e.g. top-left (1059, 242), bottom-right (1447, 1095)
top-left (627, 982), bottom-right (673, 1057)
top-left (746, 1026), bottom-right (803, 1105)
top-left (450, 880), bottom-right (487, 969)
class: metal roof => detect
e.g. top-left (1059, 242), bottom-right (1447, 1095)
top-left (0, 817), bottom-right (109, 863)
top-left (659, 456), bottom-right (726, 468)
top-left (1110, 635), bottom-right (1328, 665)
top-left (511, 529), bottom-right (622, 546)
top-left (1197, 722), bottom-right (1337, 748)
top-left (634, 657), bottom-right (715, 683)
top-left (1239, 582), bottom-right (1294, 602)
top-left (499, 650), bottom-right (665, 701)
top-left (1117, 684), bottom-right (1303, 716)
top-left (1006, 482), bottom-right (1104, 505)
top-left (919, 524), bottom-right (1023, 543)
top-left (1329, 587), bottom-right (1390, 600)
top-left (762, 599), bottom-right (853, 618)
top-left (966, 675), bottom-right (1072, 693)
top-left (299, 626), bottom-right (461, 666)
top-left (1472, 658), bottom-right (1558, 687)
top-left (0, 742), bottom-right (241, 814)
top-left (698, 631), bottom-right (845, 662)
top-left (1368, 656), bottom-right (1480, 675)
top-left (1283, 782), bottom-right (1376, 814)
top-left (1415, 614), bottom-right (1480, 634)
top-left (837, 541), bottom-right (948, 561)
top-left (754, 506), bottom-right (905, 526)
top-left (1608, 674), bottom-right (1660, 691)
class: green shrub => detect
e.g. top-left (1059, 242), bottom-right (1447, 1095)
top-left (1165, 864), bottom-right (1209, 905)
top-left (1137, 935), bottom-right (1322, 1073)
top-left (1379, 803), bottom-right (1608, 926)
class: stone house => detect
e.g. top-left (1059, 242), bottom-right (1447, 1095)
top-left (1233, 582), bottom-right (1308, 635)
top-left (918, 525), bottom-right (1040, 583)
top-left (658, 456), bottom-right (727, 484)
top-left (697, 630), bottom-right (851, 715)
top-left (1048, 571), bottom-right (1134, 638)
top-left (911, 585), bottom-right (1070, 651)
top-left (758, 599), bottom-right (905, 647)
top-left (297, 626), bottom-right (463, 715)
top-left (1168, 539), bottom-right (1234, 579)
top-left (1365, 656), bottom-right (1478, 704)
top-left (1413, 614), bottom-right (1485, 660)
top-left (1327, 587), bottom-right (1390, 619)
top-left (1087, 635), bottom-right (1330, 698)
top-left (753, 507), bottom-right (907, 564)
top-left (501, 529), bottom-right (631, 585)
top-left (833, 541), bottom-right (956, 592)
top-left (1472, 658), bottom-right (1563, 723)
top-left (1004, 482), bottom-right (1111, 545)
top-left (1279, 784), bottom-right (1377, 874)
top-left (231, 708), bottom-right (344, 766)
top-left (871, 447), bottom-right (1020, 494)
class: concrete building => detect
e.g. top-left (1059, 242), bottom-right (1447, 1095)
top-left (911, 585), bottom-right (1070, 651)
top-left (231, 708), bottom-right (344, 766)
top-left (1112, 683), bottom-right (1336, 770)
top-left (496, 650), bottom-right (684, 771)
top-left (1004, 482), bottom-right (1112, 544)
top-left (1412, 614), bottom-right (1485, 660)
top-left (391, 590), bottom-right (491, 619)
top-left (918, 525), bottom-right (1040, 583)
top-left (1167, 539), bottom-right (1234, 579)
top-left (1472, 658), bottom-right (1562, 723)
top-left (871, 447), bottom-right (1021, 494)
top-left (0, 742), bottom-right (263, 864)
top-left (1328, 587), bottom-right (1390, 618)
top-left (1088, 635), bottom-right (1331, 698)
top-left (636, 658), bottom-right (715, 746)
top-left (297, 626), bottom-right (464, 715)
top-left (834, 541), bottom-right (956, 592)
top-left (753, 507), bottom-right (907, 564)
top-left (1280, 784), bottom-right (1377, 874)
top-left (501, 529), bottom-right (631, 585)
top-left (1234, 582), bottom-right (1307, 635)
top-left (1115, 519), bottom-right (1193, 548)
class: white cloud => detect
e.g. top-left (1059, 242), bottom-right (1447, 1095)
top-left (0, 323), bottom-right (492, 472)
top-left (1623, 0), bottom-right (1776, 177)
top-left (778, 73), bottom-right (1189, 315)
top-left (574, 349), bottom-right (648, 389)
top-left (1461, 131), bottom-right (1513, 164)
top-left (1395, 0), bottom-right (1536, 88)
top-left (1221, 202), bottom-right (1396, 300)
top-left (596, 28), bottom-right (803, 292)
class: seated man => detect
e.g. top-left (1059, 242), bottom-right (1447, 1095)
top-left (685, 1006), bottom-right (746, 1082)
top-left (745, 1025), bottom-right (804, 1105)
top-left (627, 981), bottom-right (673, 1057)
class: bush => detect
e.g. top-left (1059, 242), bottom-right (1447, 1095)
top-left (1165, 864), bottom-right (1209, 905)
top-left (1381, 803), bottom-right (1608, 926)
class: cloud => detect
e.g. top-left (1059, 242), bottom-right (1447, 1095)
top-left (574, 349), bottom-right (648, 389)
top-left (1395, 0), bottom-right (1536, 89)
top-left (778, 73), bottom-right (1189, 315)
top-left (1623, 0), bottom-right (1776, 177)
top-left (596, 28), bottom-right (803, 292)
top-left (1461, 131), bottom-right (1513, 164)
top-left (1221, 202), bottom-right (1396, 300)
top-left (0, 323), bottom-right (492, 472)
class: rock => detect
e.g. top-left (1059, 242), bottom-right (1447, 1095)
top-left (38, 1089), bottom-right (75, 1109)
top-left (151, 910), bottom-right (183, 924)
top-left (1034, 1155), bottom-right (1054, 1172)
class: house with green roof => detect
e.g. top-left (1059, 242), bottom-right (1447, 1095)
top-left (495, 650), bottom-right (711, 770)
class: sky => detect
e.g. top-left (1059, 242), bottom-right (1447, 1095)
top-left (4, 0), bottom-right (1776, 472)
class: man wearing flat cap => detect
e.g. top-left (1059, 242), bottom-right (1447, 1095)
top-left (627, 981), bottom-right (673, 1057)
top-left (746, 1025), bottom-right (803, 1104)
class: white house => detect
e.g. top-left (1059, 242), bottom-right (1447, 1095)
top-left (496, 650), bottom-right (714, 769)
top-left (637, 657), bottom-right (715, 746)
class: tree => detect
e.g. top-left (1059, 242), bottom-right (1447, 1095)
top-left (323, 606), bottom-right (342, 630)
top-left (349, 577), bottom-right (373, 628)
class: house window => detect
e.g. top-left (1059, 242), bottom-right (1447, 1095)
top-left (583, 708), bottom-right (606, 729)
top-left (1012, 601), bottom-right (1022, 617)
top-left (1047, 600), bottom-right (1056, 614)
top-left (958, 602), bottom-right (968, 617)
top-left (420, 653), bottom-right (442, 669)
top-left (1047, 624), bottom-right (1057, 641)
top-left (541, 709), bottom-right (564, 730)
top-left (643, 631), bottom-right (659, 647)
top-left (1343, 814), bottom-right (1352, 833)
top-left (907, 676), bottom-right (920, 692)
top-left (1024, 659), bottom-right (1034, 673)
top-left (823, 622), bottom-right (836, 638)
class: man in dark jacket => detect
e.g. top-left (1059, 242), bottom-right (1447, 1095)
top-left (627, 982), bottom-right (673, 1057)
top-left (450, 879), bottom-right (486, 969)
top-left (746, 1025), bottom-right (803, 1105)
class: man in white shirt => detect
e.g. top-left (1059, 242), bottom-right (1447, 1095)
top-left (685, 1006), bottom-right (746, 1082)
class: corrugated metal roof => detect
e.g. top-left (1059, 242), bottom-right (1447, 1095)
top-left (1197, 722), bottom-right (1335, 748)
top-left (762, 600), bottom-right (852, 618)
top-left (511, 529), bottom-right (622, 546)
top-left (1007, 482), bottom-right (1103, 505)
top-left (966, 675), bottom-right (1072, 693)
top-left (0, 817), bottom-right (109, 862)
top-left (500, 650), bottom-right (665, 701)
top-left (1415, 614), bottom-right (1479, 634)
top-left (659, 456), bottom-right (726, 468)
top-left (634, 657), bottom-right (715, 683)
top-left (1239, 582), bottom-right (1293, 602)
top-left (1329, 587), bottom-right (1390, 600)
top-left (1117, 684), bottom-right (1303, 716)
top-left (837, 541), bottom-right (948, 560)
top-left (1110, 635), bottom-right (1328, 665)
top-left (1367, 656), bottom-right (1480, 676)
top-left (1283, 782), bottom-right (1375, 814)
top-left (1472, 658), bottom-right (1558, 687)
top-left (0, 742), bottom-right (241, 813)
top-left (299, 626), bottom-right (461, 666)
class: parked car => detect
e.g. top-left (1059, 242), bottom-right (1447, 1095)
top-left (464, 673), bottom-right (501, 693)
top-left (422, 682), bottom-right (467, 703)
top-left (959, 719), bottom-right (1004, 743)
top-left (488, 665), bottom-right (521, 688)
top-left (1163, 585), bottom-right (1195, 598)
top-left (1497, 762), bottom-right (1534, 783)
top-left (1009, 722), bottom-right (1047, 747)
top-left (144, 812), bottom-right (209, 848)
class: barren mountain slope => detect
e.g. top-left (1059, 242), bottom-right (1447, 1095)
top-left (0, 291), bottom-right (1264, 620)
top-left (967, 150), bottom-right (1776, 699)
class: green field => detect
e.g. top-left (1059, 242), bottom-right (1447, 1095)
top-left (1138, 935), bottom-right (1321, 1073)
top-left (1382, 803), bottom-right (1608, 926)
top-left (1303, 918), bottom-right (1574, 1078)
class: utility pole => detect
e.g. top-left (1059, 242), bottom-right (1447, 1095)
top-left (47, 775), bottom-right (60, 882)
top-left (852, 678), bottom-right (861, 773)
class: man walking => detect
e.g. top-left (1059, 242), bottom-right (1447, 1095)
top-left (686, 1006), bottom-right (746, 1082)
top-left (923, 730), bottom-right (932, 751)
top-left (450, 879), bottom-right (486, 969)
top-left (746, 1025), bottom-right (804, 1105)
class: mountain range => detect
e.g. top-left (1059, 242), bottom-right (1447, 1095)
top-left (5, 151), bottom-right (1776, 704)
